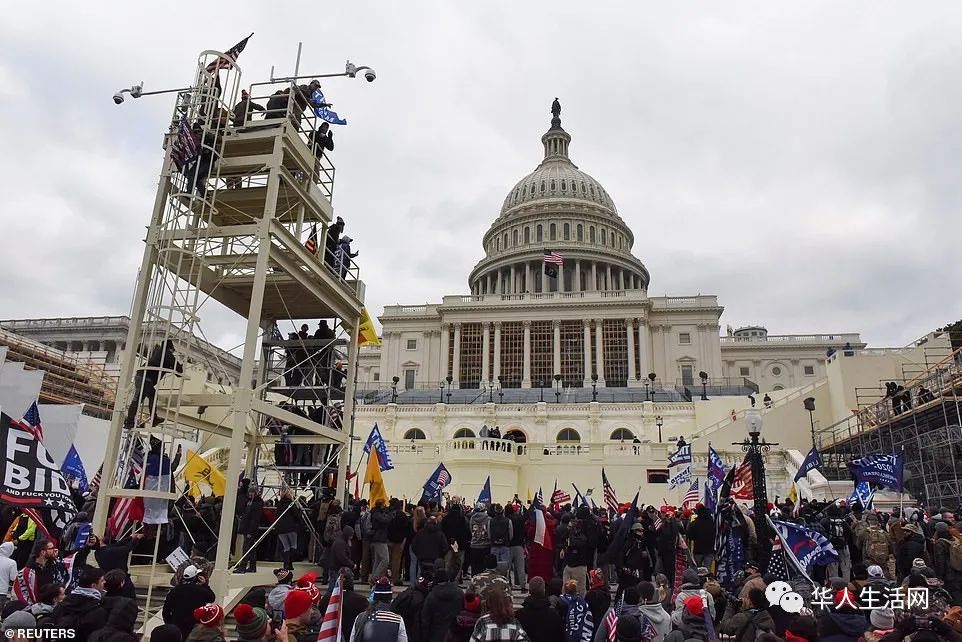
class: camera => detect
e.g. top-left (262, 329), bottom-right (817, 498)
top-left (113, 93), bottom-right (125, 105)
top-left (364, 69), bottom-right (376, 82)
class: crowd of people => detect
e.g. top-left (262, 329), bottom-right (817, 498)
top-left (6, 492), bottom-right (962, 642)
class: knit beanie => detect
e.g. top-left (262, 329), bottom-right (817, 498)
top-left (464, 593), bottom-right (481, 613)
top-left (193, 603), bottom-right (224, 628)
top-left (870, 607), bottom-right (895, 630)
top-left (294, 572), bottom-right (321, 605)
top-left (285, 589), bottom-right (313, 620)
top-left (149, 624), bottom-right (183, 642)
top-left (234, 604), bottom-right (270, 639)
top-left (684, 595), bottom-right (705, 617)
top-left (2, 611), bottom-right (37, 632)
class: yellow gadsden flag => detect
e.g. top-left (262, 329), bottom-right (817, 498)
top-left (357, 307), bottom-right (382, 347)
top-left (364, 449), bottom-right (390, 507)
top-left (183, 450), bottom-right (227, 498)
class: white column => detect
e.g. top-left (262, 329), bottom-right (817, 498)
top-left (452, 322), bottom-right (462, 387)
top-left (493, 321), bottom-right (502, 383)
top-left (606, 264), bottom-right (612, 291)
top-left (637, 319), bottom-right (649, 377)
top-left (522, 320), bottom-right (532, 388)
top-left (553, 320), bottom-right (562, 377)
top-left (486, 273), bottom-right (492, 295)
top-left (525, 263), bottom-right (532, 293)
top-left (594, 319), bottom-right (606, 386)
top-left (590, 262), bottom-right (597, 291)
top-left (583, 319), bottom-right (592, 386)
top-left (440, 324), bottom-right (450, 381)
top-left (481, 322), bottom-right (490, 387)
top-left (621, 269), bottom-right (628, 291)
top-left (662, 324), bottom-right (672, 384)
top-left (574, 259), bottom-right (581, 291)
top-left (510, 266), bottom-right (516, 294)
top-left (626, 318), bottom-right (637, 386)
top-left (541, 265), bottom-right (548, 293)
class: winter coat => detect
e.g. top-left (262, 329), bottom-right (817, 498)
top-left (562, 520), bottom-right (591, 568)
top-left (267, 584), bottom-right (292, 622)
top-left (0, 541), bottom-right (17, 596)
top-left (508, 512), bottom-right (527, 547)
top-left (672, 584), bottom-right (716, 626)
top-left (722, 607), bottom-right (776, 642)
top-left (339, 591), bottom-right (369, 642)
top-left (639, 603), bottom-right (672, 642)
top-left (467, 614), bottom-right (532, 641)
top-left (88, 597), bottom-right (139, 642)
top-left (162, 582), bottom-right (216, 639)
top-left (391, 585), bottom-right (429, 640)
top-left (328, 527), bottom-right (354, 572)
top-left (412, 522), bottom-right (449, 563)
top-left (896, 529), bottom-right (927, 573)
top-left (819, 609), bottom-right (868, 642)
top-left (442, 508), bottom-right (471, 551)
top-left (239, 496), bottom-right (264, 535)
top-left (369, 508), bottom-right (391, 543)
top-left (688, 513), bottom-right (716, 557)
top-left (489, 516), bottom-right (513, 547)
top-left (516, 594), bottom-right (565, 642)
top-left (593, 604), bottom-right (647, 642)
top-left (737, 574), bottom-right (767, 606)
top-left (422, 581), bottom-right (465, 642)
top-left (349, 603), bottom-right (407, 641)
top-left (560, 593), bottom-right (594, 642)
top-left (584, 588), bottom-right (610, 636)
top-left (187, 626), bottom-right (228, 642)
top-left (51, 590), bottom-right (109, 642)
top-left (275, 497), bottom-right (299, 534)
top-left (445, 609), bottom-right (481, 642)
top-left (470, 512), bottom-right (492, 548)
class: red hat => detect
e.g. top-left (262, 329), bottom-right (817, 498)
top-left (589, 569), bottom-right (606, 590)
top-left (295, 572), bottom-right (321, 604)
top-left (285, 588), bottom-right (314, 620)
top-left (233, 603), bottom-right (269, 639)
top-left (193, 603), bottom-right (225, 627)
top-left (464, 593), bottom-right (482, 613)
top-left (684, 595), bottom-right (705, 617)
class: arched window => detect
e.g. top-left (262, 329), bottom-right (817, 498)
top-left (503, 233), bottom-right (508, 248)
top-left (404, 429), bottom-right (426, 440)
top-left (773, 385), bottom-right (785, 391)
top-left (601, 229), bottom-right (607, 245)
top-left (589, 226), bottom-right (596, 243)
top-left (556, 428), bottom-right (581, 442)
top-left (561, 180), bottom-right (567, 191)
top-left (504, 429), bottom-right (527, 443)
top-left (589, 185), bottom-right (595, 197)
top-left (513, 229), bottom-right (519, 246)
top-left (536, 225), bottom-right (543, 242)
top-left (453, 428), bottom-right (475, 439)
top-left (522, 185), bottom-right (527, 197)
top-left (581, 182), bottom-right (587, 194)
top-left (610, 428), bottom-right (635, 441)
top-left (550, 180), bottom-right (556, 191)
top-left (541, 181), bottom-right (546, 193)
top-left (524, 227), bottom-right (530, 244)
top-left (563, 223), bottom-right (570, 240)
top-left (496, 238), bottom-right (501, 251)
top-left (577, 224), bottom-right (583, 241)
top-left (549, 223), bottom-right (556, 240)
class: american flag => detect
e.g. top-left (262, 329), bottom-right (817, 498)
top-left (731, 458), bottom-right (754, 500)
top-left (88, 463), bottom-right (103, 497)
top-left (551, 488), bottom-right (571, 506)
top-left (437, 468), bottom-right (451, 487)
top-left (604, 607), bottom-right (618, 642)
top-left (305, 223), bottom-right (318, 255)
top-left (602, 468), bottom-right (619, 515)
top-left (533, 488), bottom-right (544, 508)
top-left (767, 535), bottom-right (789, 581)
top-left (14, 403), bottom-right (44, 442)
top-left (317, 576), bottom-right (343, 641)
top-left (653, 511), bottom-right (664, 530)
top-left (543, 249), bottom-right (564, 265)
top-left (171, 116), bottom-right (201, 172)
top-left (682, 480), bottom-right (700, 509)
top-left (205, 33), bottom-right (253, 73)
top-left (107, 433), bottom-right (146, 541)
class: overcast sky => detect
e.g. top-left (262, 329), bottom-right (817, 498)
top-left (2, 2), bottom-right (961, 351)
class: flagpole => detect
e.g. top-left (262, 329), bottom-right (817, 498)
top-left (899, 445), bottom-right (905, 518)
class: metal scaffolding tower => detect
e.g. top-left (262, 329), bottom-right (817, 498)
top-left (91, 49), bottom-right (365, 606)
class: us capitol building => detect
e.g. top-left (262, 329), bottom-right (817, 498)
top-left (350, 101), bottom-right (898, 504)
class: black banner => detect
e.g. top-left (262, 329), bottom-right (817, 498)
top-left (0, 413), bottom-right (76, 521)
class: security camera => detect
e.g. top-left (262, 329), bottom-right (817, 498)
top-left (364, 69), bottom-right (376, 82)
top-left (113, 93), bottom-right (125, 105)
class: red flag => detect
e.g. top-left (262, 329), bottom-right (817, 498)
top-left (731, 460), bottom-right (754, 500)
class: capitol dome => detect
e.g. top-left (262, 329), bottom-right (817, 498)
top-left (469, 101), bottom-right (649, 295)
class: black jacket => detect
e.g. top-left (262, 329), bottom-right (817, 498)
top-left (585, 588), bottom-right (611, 636)
top-left (239, 496), bottom-right (264, 535)
top-left (516, 594), bottom-right (566, 642)
top-left (508, 512), bottom-right (526, 547)
top-left (51, 592), bottom-right (109, 642)
top-left (441, 508), bottom-right (471, 551)
top-left (688, 513), bottom-right (716, 557)
top-left (340, 590), bottom-right (368, 641)
top-left (369, 508), bottom-right (391, 543)
top-left (411, 522), bottom-right (448, 563)
top-left (422, 581), bottom-right (464, 642)
top-left (391, 585), bottom-right (429, 641)
top-left (275, 497), bottom-right (299, 534)
top-left (89, 597), bottom-right (139, 642)
top-left (162, 582), bottom-right (216, 639)
top-left (563, 519), bottom-right (592, 568)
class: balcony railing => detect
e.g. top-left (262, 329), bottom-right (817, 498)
top-left (720, 333), bottom-right (862, 345)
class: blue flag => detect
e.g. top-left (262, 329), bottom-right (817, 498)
top-left (706, 446), bottom-right (726, 513)
top-left (793, 447), bottom-right (823, 482)
top-left (772, 518), bottom-right (839, 573)
top-left (61, 444), bottom-right (89, 493)
top-left (849, 480), bottom-right (875, 509)
top-left (362, 424), bottom-right (394, 471)
top-left (668, 466), bottom-right (692, 489)
top-left (704, 480), bottom-right (716, 514)
top-left (848, 452), bottom-right (903, 490)
top-left (72, 523), bottom-right (92, 551)
top-left (421, 463), bottom-right (452, 502)
top-left (477, 476), bottom-right (492, 505)
top-left (311, 89), bottom-right (347, 126)
top-left (668, 443), bottom-right (692, 468)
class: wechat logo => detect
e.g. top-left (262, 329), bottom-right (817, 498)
top-left (766, 580), bottom-right (804, 614)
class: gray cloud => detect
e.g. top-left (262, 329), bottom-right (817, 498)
top-left (2, 2), bottom-right (961, 350)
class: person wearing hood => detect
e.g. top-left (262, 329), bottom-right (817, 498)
top-left (0, 542), bottom-right (17, 609)
top-left (422, 569), bottom-right (464, 642)
top-left (444, 592), bottom-right (482, 642)
top-left (817, 589), bottom-right (867, 642)
top-left (324, 217), bottom-right (344, 270)
top-left (666, 595), bottom-right (713, 642)
top-left (235, 486), bottom-right (264, 574)
top-left (163, 566), bottom-right (216, 639)
top-left (594, 584), bottom-right (669, 642)
top-left (469, 504), bottom-right (492, 577)
top-left (442, 503), bottom-right (470, 581)
top-left (48, 567), bottom-right (108, 641)
top-left (672, 568), bottom-right (716, 627)
top-left (27, 583), bottom-right (64, 625)
top-left (895, 512), bottom-right (927, 580)
top-left (326, 527), bottom-right (354, 589)
top-left (186, 603), bottom-right (226, 642)
top-left (267, 568), bottom-right (295, 622)
top-left (516, 577), bottom-right (565, 642)
top-left (334, 236), bottom-right (358, 279)
top-left (489, 504), bottom-right (514, 573)
top-left (719, 588), bottom-right (775, 642)
top-left (688, 506), bottom-right (716, 569)
top-left (932, 522), bottom-right (962, 605)
top-left (411, 517), bottom-right (448, 578)
top-left (89, 597), bottom-right (140, 642)
top-left (585, 569), bottom-right (610, 637)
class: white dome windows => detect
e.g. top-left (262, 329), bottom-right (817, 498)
top-left (561, 180), bottom-right (567, 191)
top-left (601, 228), bottom-right (607, 245)
top-left (536, 225), bottom-right (543, 242)
top-left (513, 229), bottom-right (519, 247)
top-left (563, 223), bottom-right (570, 240)
top-left (549, 223), bottom-right (557, 240)
top-left (577, 224), bottom-right (583, 241)
top-left (524, 227), bottom-right (531, 244)
top-left (589, 226), bottom-right (596, 243)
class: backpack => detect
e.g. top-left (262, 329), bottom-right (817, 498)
top-left (948, 538), bottom-right (962, 572)
top-left (490, 517), bottom-right (509, 546)
top-left (359, 512), bottom-right (373, 539)
top-left (828, 518), bottom-right (846, 546)
top-left (323, 515), bottom-right (341, 546)
top-left (865, 527), bottom-right (890, 562)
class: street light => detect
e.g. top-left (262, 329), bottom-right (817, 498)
top-left (655, 415), bottom-right (664, 443)
top-left (446, 375), bottom-right (453, 404)
top-left (391, 376), bottom-right (399, 404)
top-left (554, 373), bottom-right (562, 404)
top-left (734, 411), bottom-right (778, 564)
top-left (699, 371), bottom-right (709, 401)
top-left (497, 376), bottom-right (503, 404)
top-left (803, 397), bottom-right (817, 449)
top-left (539, 380), bottom-right (545, 403)
top-left (591, 373), bottom-right (598, 402)
top-left (438, 380), bottom-right (444, 403)
top-left (647, 372), bottom-right (657, 401)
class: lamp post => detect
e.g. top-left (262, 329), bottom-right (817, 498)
top-left (554, 374), bottom-right (562, 404)
top-left (655, 415), bottom-right (663, 443)
top-left (445, 375), bottom-right (453, 404)
top-left (733, 411), bottom-right (778, 562)
top-left (391, 376), bottom-right (399, 404)
top-left (804, 397), bottom-right (817, 449)
top-left (438, 380), bottom-right (444, 403)
top-left (699, 371), bottom-right (709, 401)
top-left (644, 380), bottom-right (650, 402)
top-left (487, 381), bottom-right (494, 404)
top-left (539, 380), bottom-right (544, 403)
top-left (591, 373), bottom-right (598, 402)
top-left (497, 376), bottom-right (503, 404)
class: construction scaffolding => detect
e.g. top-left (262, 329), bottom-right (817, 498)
top-left (90, 48), bottom-right (365, 611)
top-left (818, 347), bottom-right (962, 508)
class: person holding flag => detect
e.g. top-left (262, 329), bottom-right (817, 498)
top-left (526, 489), bottom-right (556, 584)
